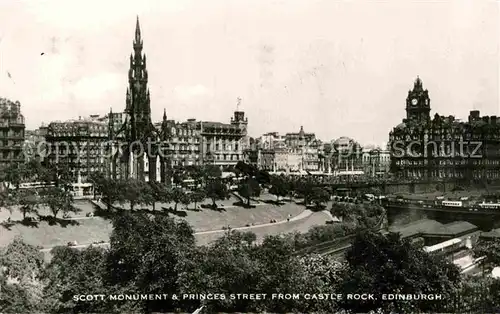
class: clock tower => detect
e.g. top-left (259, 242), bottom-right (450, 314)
top-left (406, 76), bottom-right (431, 123)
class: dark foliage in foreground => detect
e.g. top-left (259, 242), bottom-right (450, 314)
top-left (1, 210), bottom-right (489, 314)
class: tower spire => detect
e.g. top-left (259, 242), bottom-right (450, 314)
top-left (135, 15), bottom-right (141, 42)
top-left (236, 97), bottom-right (242, 111)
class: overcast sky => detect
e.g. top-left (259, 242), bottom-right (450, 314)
top-left (0, 0), bottom-right (499, 145)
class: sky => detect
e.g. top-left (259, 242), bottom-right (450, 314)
top-left (0, 0), bottom-right (499, 146)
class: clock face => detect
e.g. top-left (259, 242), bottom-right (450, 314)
top-left (411, 98), bottom-right (418, 106)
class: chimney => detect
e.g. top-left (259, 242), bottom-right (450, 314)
top-left (491, 116), bottom-right (497, 125)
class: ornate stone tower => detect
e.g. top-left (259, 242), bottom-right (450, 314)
top-left (406, 76), bottom-right (431, 124)
top-left (125, 16), bottom-right (153, 142)
top-left (230, 97), bottom-right (248, 135)
top-left (112, 17), bottom-right (157, 181)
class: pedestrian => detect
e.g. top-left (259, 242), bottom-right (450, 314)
top-left (287, 214), bottom-right (291, 222)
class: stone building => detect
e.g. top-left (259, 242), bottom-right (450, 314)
top-left (155, 114), bottom-right (201, 169)
top-left (195, 109), bottom-right (247, 169)
top-left (329, 136), bottom-right (364, 176)
top-left (260, 132), bottom-right (286, 150)
top-left (258, 149), bottom-right (275, 171)
top-left (0, 98), bottom-right (25, 169)
top-left (362, 147), bottom-right (391, 177)
top-left (24, 125), bottom-right (48, 163)
top-left (285, 126), bottom-right (316, 148)
top-left (388, 77), bottom-right (500, 182)
top-left (45, 115), bottom-right (109, 185)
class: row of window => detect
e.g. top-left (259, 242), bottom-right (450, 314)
top-left (211, 154), bottom-right (241, 161)
top-left (208, 143), bottom-right (240, 151)
top-left (169, 128), bottom-right (196, 136)
top-left (403, 170), bottom-right (500, 179)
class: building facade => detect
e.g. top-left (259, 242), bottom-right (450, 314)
top-left (24, 126), bottom-right (48, 163)
top-left (285, 126), bottom-right (316, 148)
top-left (362, 147), bottom-right (391, 177)
top-left (155, 114), bottom-right (201, 169)
top-left (258, 127), bottom-right (321, 172)
top-left (0, 98), bottom-right (25, 169)
top-left (329, 136), bottom-right (364, 176)
top-left (45, 116), bottom-right (109, 183)
top-left (194, 109), bottom-right (247, 170)
top-left (388, 77), bottom-right (500, 181)
top-left (258, 149), bottom-right (275, 171)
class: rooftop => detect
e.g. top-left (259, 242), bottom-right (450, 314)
top-left (390, 219), bottom-right (478, 238)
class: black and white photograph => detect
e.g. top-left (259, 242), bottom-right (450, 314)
top-left (0, 0), bottom-right (499, 313)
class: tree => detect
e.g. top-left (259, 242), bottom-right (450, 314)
top-left (99, 178), bottom-right (125, 211)
top-left (338, 230), bottom-right (461, 313)
top-left (0, 238), bottom-right (45, 312)
top-left (190, 190), bottom-right (206, 210)
top-left (309, 187), bottom-right (330, 209)
top-left (205, 178), bottom-right (228, 209)
top-left (177, 231), bottom-right (264, 313)
top-left (294, 177), bottom-right (315, 205)
top-left (41, 164), bottom-right (72, 191)
top-left (41, 187), bottom-right (79, 219)
top-left (148, 181), bottom-right (170, 211)
top-left (88, 171), bottom-right (107, 200)
top-left (235, 161), bottom-right (257, 178)
top-left (238, 177), bottom-right (261, 206)
top-left (105, 212), bottom-right (196, 313)
top-left (15, 189), bottom-right (40, 220)
top-left (180, 192), bottom-right (191, 210)
top-left (123, 179), bottom-right (151, 211)
top-left (296, 254), bottom-right (346, 312)
top-left (1, 163), bottom-right (26, 190)
top-left (331, 202), bottom-right (350, 221)
top-left (42, 245), bottom-right (109, 314)
top-left (269, 175), bottom-right (289, 203)
top-left (473, 238), bottom-right (500, 267)
top-left (169, 187), bottom-right (185, 211)
top-left (443, 275), bottom-right (500, 313)
top-left (201, 165), bottom-right (222, 180)
top-left (1, 237), bottom-right (44, 284)
top-left (172, 169), bottom-right (187, 187)
top-left (0, 188), bottom-right (15, 215)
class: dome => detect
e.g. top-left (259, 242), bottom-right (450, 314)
top-left (332, 136), bottom-right (359, 152)
top-left (333, 136), bottom-right (352, 146)
top-left (395, 122), bottom-right (406, 130)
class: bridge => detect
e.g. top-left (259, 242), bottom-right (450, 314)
top-left (316, 179), bottom-right (461, 196)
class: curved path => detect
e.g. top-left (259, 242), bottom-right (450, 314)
top-left (40, 209), bottom-right (316, 252)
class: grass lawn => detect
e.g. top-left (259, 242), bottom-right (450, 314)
top-left (0, 200), bottom-right (95, 223)
top-left (0, 201), bottom-right (305, 249)
top-left (0, 218), bottom-right (113, 248)
top-left (195, 211), bottom-right (331, 246)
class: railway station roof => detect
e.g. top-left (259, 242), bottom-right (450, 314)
top-left (480, 229), bottom-right (500, 239)
top-left (389, 219), bottom-right (443, 238)
top-left (390, 219), bottom-right (478, 238)
top-left (431, 221), bottom-right (478, 237)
